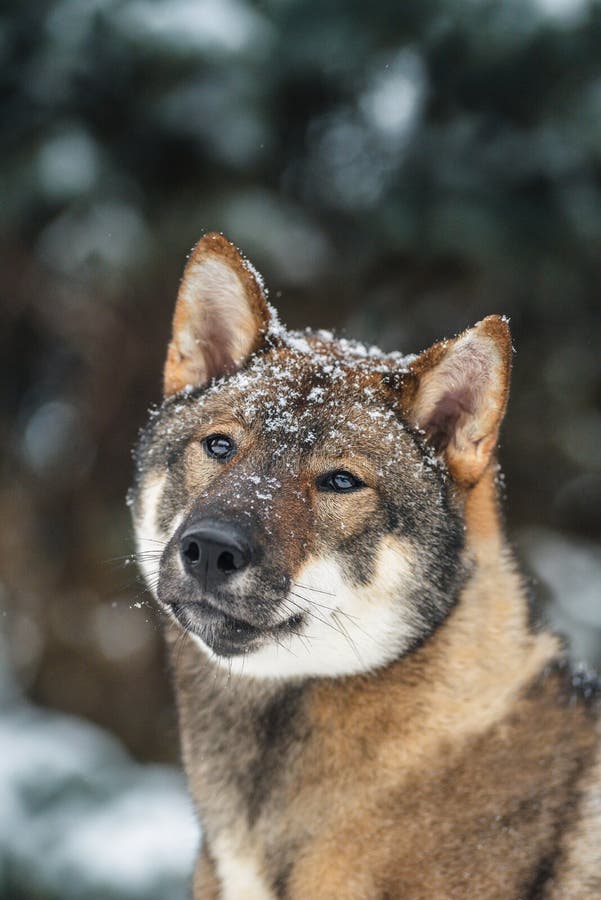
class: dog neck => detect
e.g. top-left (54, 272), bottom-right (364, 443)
top-left (463, 462), bottom-right (505, 557)
top-left (308, 535), bottom-right (559, 762)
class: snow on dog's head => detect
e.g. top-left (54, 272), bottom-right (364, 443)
top-left (130, 233), bottom-right (511, 678)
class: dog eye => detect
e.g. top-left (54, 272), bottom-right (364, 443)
top-left (317, 470), bottom-right (365, 493)
top-left (203, 434), bottom-right (235, 461)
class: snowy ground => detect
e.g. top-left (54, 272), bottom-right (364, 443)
top-left (0, 638), bottom-right (199, 900)
top-left (0, 528), bottom-right (598, 899)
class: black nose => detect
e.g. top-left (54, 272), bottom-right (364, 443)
top-left (180, 521), bottom-right (251, 589)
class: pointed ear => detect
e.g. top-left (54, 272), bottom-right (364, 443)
top-left (404, 316), bottom-right (512, 487)
top-left (163, 233), bottom-right (271, 396)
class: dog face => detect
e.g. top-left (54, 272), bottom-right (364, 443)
top-left (130, 234), bottom-right (511, 679)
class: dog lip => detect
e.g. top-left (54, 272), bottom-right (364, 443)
top-left (169, 598), bottom-right (303, 656)
top-left (175, 597), bottom-right (262, 630)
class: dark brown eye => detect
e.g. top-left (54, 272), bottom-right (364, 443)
top-left (203, 434), bottom-right (235, 461)
top-left (317, 470), bottom-right (365, 493)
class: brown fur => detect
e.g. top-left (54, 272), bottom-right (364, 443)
top-left (170, 481), bottom-right (599, 897)
top-left (132, 234), bottom-right (601, 898)
top-left (195, 846), bottom-right (221, 899)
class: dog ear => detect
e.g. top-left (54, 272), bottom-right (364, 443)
top-left (403, 316), bottom-right (512, 486)
top-left (163, 233), bottom-right (271, 396)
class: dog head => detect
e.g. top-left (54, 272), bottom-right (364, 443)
top-left (130, 233), bottom-right (511, 678)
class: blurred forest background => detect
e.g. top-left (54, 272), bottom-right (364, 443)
top-left (1, 0), bottom-right (601, 895)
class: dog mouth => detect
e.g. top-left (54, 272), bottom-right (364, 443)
top-left (169, 598), bottom-right (304, 657)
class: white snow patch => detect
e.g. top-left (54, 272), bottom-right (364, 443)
top-left (0, 693), bottom-right (199, 899)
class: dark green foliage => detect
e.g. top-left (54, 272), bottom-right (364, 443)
top-left (0, 0), bottom-right (599, 762)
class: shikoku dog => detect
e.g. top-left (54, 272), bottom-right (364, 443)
top-left (130, 233), bottom-right (601, 899)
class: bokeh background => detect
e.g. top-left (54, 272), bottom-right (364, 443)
top-left (1, 1), bottom-right (600, 896)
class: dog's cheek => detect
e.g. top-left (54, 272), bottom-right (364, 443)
top-left (310, 492), bottom-right (396, 592)
top-left (134, 472), bottom-right (187, 593)
top-left (289, 538), bottom-right (421, 671)
top-left (133, 473), bottom-right (169, 588)
top-left (313, 490), bottom-right (380, 547)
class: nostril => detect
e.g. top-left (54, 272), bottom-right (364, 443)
top-left (183, 538), bottom-right (201, 565)
top-left (217, 550), bottom-right (236, 574)
top-left (180, 522), bottom-right (251, 584)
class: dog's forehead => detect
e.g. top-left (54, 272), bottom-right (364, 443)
top-left (133, 333), bottom-right (417, 487)
top-left (198, 338), bottom-right (408, 447)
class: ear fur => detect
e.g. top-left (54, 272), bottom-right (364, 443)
top-left (163, 233), bottom-right (271, 396)
top-left (404, 316), bottom-right (512, 487)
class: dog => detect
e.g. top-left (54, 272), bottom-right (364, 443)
top-left (130, 232), bottom-right (601, 898)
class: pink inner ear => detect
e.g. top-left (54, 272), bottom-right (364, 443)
top-left (416, 338), bottom-right (496, 451)
top-left (179, 308), bottom-right (237, 386)
top-left (424, 384), bottom-right (476, 451)
top-left (164, 235), bottom-right (272, 396)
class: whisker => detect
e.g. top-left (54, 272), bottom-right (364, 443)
top-left (340, 615), bottom-right (385, 647)
top-left (332, 611), bottom-right (363, 663)
top-left (142, 574), bottom-right (161, 591)
top-left (290, 587), bottom-right (361, 623)
top-left (293, 581), bottom-right (336, 597)
top-left (288, 593), bottom-right (350, 642)
top-left (279, 602), bottom-right (315, 652)
top-left (174, 626), bottom-right (189, 669)
top-left (272, 634), bottom-right (297, 657)
top-left (288, 631), bottom-right (313, 651)
top-left (289, 590), bottom-right (384, 650)
top-left (289, 590), bottom-right (340, 614)
top-left (107, 549), bottom-right (163, 559)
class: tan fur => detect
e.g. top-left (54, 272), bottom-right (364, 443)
top-left (194, 846), bottom-right (221, 899)
top-left (171, 482), bottom-right (598, 897)
top-left (272, 478), bottom-right (593, 899)
top-left (547, 738), bottom-right (601, 898)
top-left (463, 464), bottom-right (505, 549)
top-left (132, 236), bottom-right (600, 898)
